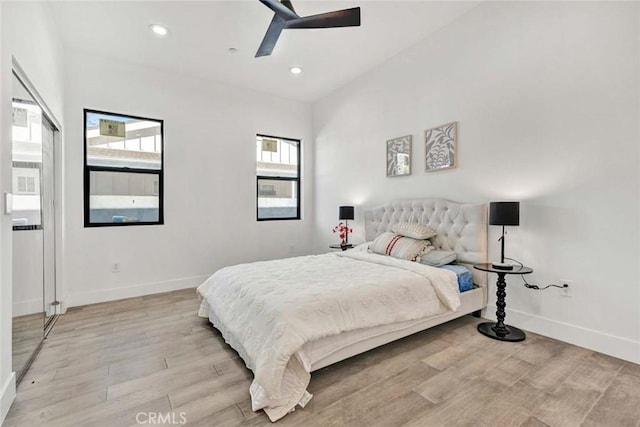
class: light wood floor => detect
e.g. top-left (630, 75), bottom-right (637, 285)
top-left (3, 289), bottom-right (640, 427)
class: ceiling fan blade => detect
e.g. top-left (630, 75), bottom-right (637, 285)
top-left (285, 7), bottom-right (360, 29)
top-left (281, 0), bottom-right (295, 14)
top-left (259, 0), bottom-right (298, 20)
top-left (255, 14), bottom-right (286, 57)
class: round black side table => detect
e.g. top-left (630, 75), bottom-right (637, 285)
top-left (329, 244), bottom-right (353, 251)
top-left (474, 263), bottom-right (533, 342)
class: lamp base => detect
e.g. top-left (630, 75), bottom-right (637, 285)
top-left (491, 262), bottom-right (514, 270)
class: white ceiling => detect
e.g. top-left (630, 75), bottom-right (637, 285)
top-left (49, 1), bottom-right (479, 102)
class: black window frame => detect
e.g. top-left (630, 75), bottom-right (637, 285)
top-left (256, 134), bottom-right (301, 221)
top-left (83, 108), bottom-right (164, 227)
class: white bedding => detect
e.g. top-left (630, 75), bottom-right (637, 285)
top-left (197, 249), bottom-right (461, 421)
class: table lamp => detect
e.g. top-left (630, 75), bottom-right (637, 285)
top-left (489, 201), bottom-right (519, 270)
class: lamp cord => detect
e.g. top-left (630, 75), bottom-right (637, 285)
top-left (502, 257), bottom-right (566, 291)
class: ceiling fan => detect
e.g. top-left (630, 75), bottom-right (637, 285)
top-left (256, 0), bottom-right (361, 58)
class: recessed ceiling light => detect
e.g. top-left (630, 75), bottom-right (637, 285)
top-left (149, 24), bottom-right (169, 37)
top-left (228, 47), bottom-right (238, 54)
top-left (289, 66), bottom-right (303, 75)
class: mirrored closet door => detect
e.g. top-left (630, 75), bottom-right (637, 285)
top-left (41, 117), bottom-right (57, 329)
top-left (11, 70), bottom-right (59, 383)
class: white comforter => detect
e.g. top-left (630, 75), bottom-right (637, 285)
top-left (197, 248), bottom-right (460, 421)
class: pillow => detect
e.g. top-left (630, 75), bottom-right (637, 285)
top-left (391, 222), bottom-right (437, 240)
top-left (419, 250), bottom-right (457, 267)
top-left (369, 232), bottom-right (432, 262)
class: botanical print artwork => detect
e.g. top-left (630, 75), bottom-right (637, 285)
top-left (386, 135), bottom-right (412, 177)
top-left (425, 122), bottom-right (457, 172)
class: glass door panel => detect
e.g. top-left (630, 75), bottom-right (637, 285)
top-left (11, 72), bottom-right (45, 382)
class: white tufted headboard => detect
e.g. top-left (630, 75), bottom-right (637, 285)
top-left (364, 198), bottom-right (488, 286)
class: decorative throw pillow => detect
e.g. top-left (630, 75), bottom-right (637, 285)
top-left (391, 222), bottom-right (437, 240)
top-left (419, 250), bottom-right (457, 267)
top-left (369, 232), bottom-right (433, 262)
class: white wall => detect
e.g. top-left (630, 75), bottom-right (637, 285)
top-left (0, 4), bottom-right (10, 420)
top-left (62, 50), bottom-right (313, 308)
top-left (0, 1), bottom-right (65, 422)
top-left (313, 2), bottom-right (639, 363)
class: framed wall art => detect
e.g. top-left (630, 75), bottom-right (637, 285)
top-left (425, 121), bottom-right (457, 172)
top-left (386, 135), bottom-right (412, 177)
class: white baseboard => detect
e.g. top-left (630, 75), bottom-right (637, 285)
top-left (64, 275), bottom-right (209, 309)
top-left (12, 298), bottom-right (44, 317)
top-left (0, 372), bottom-right (16, 424)
top-left (484, 305), bottom-right (640, 364)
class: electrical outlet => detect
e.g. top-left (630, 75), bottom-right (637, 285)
top-left (560, 279), bottom-right (573, 297)
top-left (112, 262), bottom-right (120, 273)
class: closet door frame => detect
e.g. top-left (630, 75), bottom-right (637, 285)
top-left (41, 115), bottom-right (57, 331)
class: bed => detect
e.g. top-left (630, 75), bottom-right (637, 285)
top-left (197, 198), bottom-right (488, 421)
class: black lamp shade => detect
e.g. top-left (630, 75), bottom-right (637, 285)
top-left (489, 202), bottom-right (519, 226)
top-left (339, 206), bottom-right (354, 221)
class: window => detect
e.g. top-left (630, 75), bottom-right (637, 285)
top-left (256, 134), bottom-right (300, 220)
top-left (84, 109), bottom-right (163, 226)
top-left (17, 174), bottom-right (36, 194)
